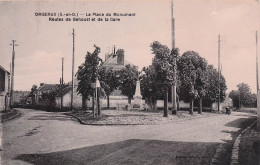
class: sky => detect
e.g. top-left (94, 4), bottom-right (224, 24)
top-left (1, 0), bottom-right (260, 93)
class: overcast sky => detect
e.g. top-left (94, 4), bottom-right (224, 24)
top-left (1, 0), bottom-right (260, 93)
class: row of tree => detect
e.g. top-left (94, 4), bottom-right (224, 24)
top-left (76, 42), bottom-right (227, 116)
top-left (140, 41), bottom-right (227, 116)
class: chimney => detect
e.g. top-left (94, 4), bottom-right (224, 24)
top-left (117, 49), bottom-right (124, 65)
top-left (113, 45), bottom-right (117, 57)
top-left (105, 53), bottom-right (109, 61)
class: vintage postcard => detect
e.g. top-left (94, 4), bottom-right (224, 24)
top-left (0, 0), bottom-right (260, 164)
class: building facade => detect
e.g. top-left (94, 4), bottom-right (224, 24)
top-left (0, 66), bottom-right (10, 111)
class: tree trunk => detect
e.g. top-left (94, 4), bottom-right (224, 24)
top-left (198, 97), bottom-right (202, 114)
top-left (152, 98), bottom-right (157, 111)
top-left (82, 95), bottom-right (86, 110)
top-left (92, 92), bottom-right (95, 110)
top-left (97, 88), bottom-right (101, 117)
top-left (128, 97), bottom-right (131, 104)
top-left (107, 95), bottom-right (110, 109)
top-left (163, 91), bottom-right (168, 117)
top-left (177, 95), bottom-right (180, 111)
top-left (189, 98), bottom-right (194, 115)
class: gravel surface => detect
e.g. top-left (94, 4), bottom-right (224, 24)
top-left (67, 110), bottom-right (219, 125)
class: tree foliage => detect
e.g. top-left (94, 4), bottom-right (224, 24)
top-left (140, 65), bottom-right (161, 111)
top-left (178, 51), bottom-right (209, 114)
top-left (203, 65), bottom-right (227, 107)
top-left (229, 83), bottom-right (256, 108)
top-left (77, 45), bottom-right (102, 108)
top-left (98, 67), bottom-right (119, 108)
top-left (29, 84), bottom-right (38, 96)
top-left (118, 64), bottom-right (138, 103)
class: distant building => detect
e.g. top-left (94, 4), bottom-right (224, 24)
top-left (55, 78), bottom-right (82, 109)
top-left (212, 96), bottom-right (233, 111)
top-left (102, 46), bottom-right (136, 70)
top-left (13, 91), bottom-right (30, 104)
top-left (35, 83), bottom-right (58, 105)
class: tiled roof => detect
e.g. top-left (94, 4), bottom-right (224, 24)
top-left (38, 84), bottom-right (58, 92)
top-left (103, 55), bottom-right (135, 67)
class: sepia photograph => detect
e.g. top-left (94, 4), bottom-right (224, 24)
top-left (0, 0), bottom-right (260, 164)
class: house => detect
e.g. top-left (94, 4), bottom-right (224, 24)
top-left (103, 46), bottom-right (136, 70)
top-left (0, 65), bottom-right (10, 111)
top-left (55, 78), bottom-right (83, 109)
top-left (35, 83), bottom-right (58, 106)
top-left (212, 96), bottom-right (233, 111)
top-left (102, 46), bottom-right (136, 101)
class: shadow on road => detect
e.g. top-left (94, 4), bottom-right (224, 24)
top-left (27, 113), bottom-right (76, 122)
top-left (224, 117), bottom-right (256, 129)
top-left (15, 139), bottom-right (219, 165)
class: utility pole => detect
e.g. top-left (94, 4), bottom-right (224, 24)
top-left (256, 31), bottom-right (259, 91)
top-left (61, 57), bottom-right (64, 110)
top-left (218, 35), bottom-right (221, 111)
top-left (171, 0), bottom-right (177, 114)
top-left (256, 31), bottom-right (260, 130)
top-left (10, 40), bottom-right (18, 108)
top-left (71, 29), bottom-right (75, 110)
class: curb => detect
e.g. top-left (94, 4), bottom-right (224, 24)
top-left (1, 110), bottom-right (22, 123)
top-left (211, 119), bottom-right (257, 165)
top-left (64, 113), bottom-right (143, 126)
top-left (229, 120), bottom-right (257, 165)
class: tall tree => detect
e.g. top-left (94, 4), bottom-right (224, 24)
top-left (150, 41), bottom-right (174, 117)
top-left (98, 67), bottom-right (119, 108)
top-left (237, 83), bottom-right (254, 108)
top-left (29, 84), bottom-right (38, 96)
top-left (140, 66), bottom-right (161, 111)
top-left (229, 90), bottom-right (240, 108)
top-left (178, 51), bottom-right (207, 114)
top-left (118, 64), bottom-right (138, 104)
top-left (77, 45), bottom-right (102, 109)
top-left (203, 65), bottom-right (227, 109)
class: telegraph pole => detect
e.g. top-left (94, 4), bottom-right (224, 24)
top-left (71, 29), bottom-right (75, 110)
top-left (10, 40), bottom-right (18, 108)
top-left (218, 35), bottom-right (221, 111)
top-left (171, 0), bottom-right (177, 114)
top-left (256, 31), bottom-right (259, 91)
top-left (256, 31), bottom-right (260, 130)
top-left (61, 57), bottom-right (64, 110)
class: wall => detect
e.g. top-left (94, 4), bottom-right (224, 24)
top-left (0, 70), bottom-right (9, 111)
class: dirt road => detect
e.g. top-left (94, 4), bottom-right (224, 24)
top-left (1, 108), bottom-right (256, 165)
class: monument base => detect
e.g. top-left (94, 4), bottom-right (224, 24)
top-left (133, 96), bottom-right (142, 110)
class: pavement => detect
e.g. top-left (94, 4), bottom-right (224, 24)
top-left (1, 108), bottom-right (257, 165)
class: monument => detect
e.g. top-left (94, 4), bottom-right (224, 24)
top-left (133, 80), bottom-right (142, 109)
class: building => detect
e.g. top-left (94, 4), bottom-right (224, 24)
top-left (13, 91), bottom-right (30, 104)
top-left (102, 46), bottom-right (136, 101)
top-left (0, 65), bottom-right (10, 111)
top-left (55, 78), bottom-right (82, 109)
top-left (212, 96), bottom-right (233, 111)
top-left (103, 46), bottom-right (136, 70)
top-left (35, 83), bottom-right (58, 106)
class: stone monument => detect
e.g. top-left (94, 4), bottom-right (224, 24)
top-left (133, 80), bottom-right (142, 109)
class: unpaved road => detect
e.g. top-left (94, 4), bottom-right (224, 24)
top-left (1, 108), bottom-right (256, 165)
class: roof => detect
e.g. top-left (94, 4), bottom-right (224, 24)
top-left (0, 65), bottom-right (10, 74)
top-left (38, 84), bottom-right (58, 92)
top-left (103, 55), bottom-right (136, 68)
top-left (56, 86), bottom-right (72, 96)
